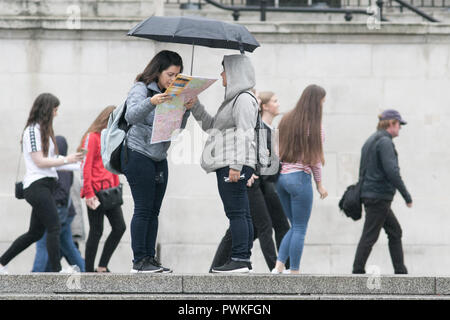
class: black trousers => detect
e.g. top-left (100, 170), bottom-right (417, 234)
top-left (85, 205), bottom-right (126, 272)
top-left (210, 178), bottom-right (290, 271)
top-left (259, 178), bottom-right (290, 255)
top-left (353, 198), bottom-right (407, 274)
top-left (0, 178), bottom-right (62, 272)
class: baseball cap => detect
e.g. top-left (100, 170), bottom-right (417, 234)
top-left (380, 109), bottom-right (407, 125)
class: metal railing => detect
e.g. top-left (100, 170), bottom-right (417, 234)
top-left (166, 0), bottom-right (445, 21)
top-left (166, 0), bottom-right (449, 7)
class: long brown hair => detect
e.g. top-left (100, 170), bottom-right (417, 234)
top-left (23, 93), bottom-right (60, 156)
top-left (135, 50), bottom-right (183, 86)
top-left (78, 105), bottom-right (116, 152)
top-left (278, 84), bottom-right (326, 165)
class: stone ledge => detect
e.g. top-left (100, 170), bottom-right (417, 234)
top-left (0, 16), bottom-right (448, 43)
top-left (0, 274), bottom-right (444, 296)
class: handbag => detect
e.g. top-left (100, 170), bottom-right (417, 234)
top-left (338, 181), bottom-right (363, 221)
top-left (15, 148), bottom-right (24, 200)
top-left (95, 180), bottom-right (123, 211)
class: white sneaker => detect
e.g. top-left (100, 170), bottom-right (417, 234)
top-left (0, 265), bottom-right (8, 275)
top-left (283, 269), bottom-right (291, 274)
top-left (59, 265), bottom-right (80, 274)
top-left (271, 268), bottom-right (282, 274)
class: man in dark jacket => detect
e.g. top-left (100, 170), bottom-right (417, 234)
top-left (353, 109), bottom-right (413, 274)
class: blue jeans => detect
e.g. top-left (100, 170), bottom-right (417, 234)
top-left (32, 215), bottom-right (85, 272)
top-left (216, 166), bottom-right (254, 261)
top-left (276, 171), bottom-right (313, 271)
top-left (122, 147), bottom-right (168, 263)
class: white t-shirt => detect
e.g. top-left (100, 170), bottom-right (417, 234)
top-left (22, 124), bottom-right (58, 189)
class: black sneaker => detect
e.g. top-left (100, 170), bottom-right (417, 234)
top-left (212, 260), bottom-right (250, 273)
top-left (150, 257), bottom-right (173, 273)
top-left (130, 257), bottom-right (163, 273)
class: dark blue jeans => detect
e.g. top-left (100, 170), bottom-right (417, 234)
top-left (122, 147), bottom-right (168, 263)
top-left (215, 166), bottom-right (254, 262)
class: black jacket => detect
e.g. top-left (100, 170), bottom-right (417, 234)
top-left (360, 130), bottom-right (412, 203)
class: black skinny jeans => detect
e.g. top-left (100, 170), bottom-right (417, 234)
top-left (85, 205), bottom-right (126, 272)
top-left (353, 198), bottom-right (407, 274)
top-left (0, 178), bottom-right (62, 272)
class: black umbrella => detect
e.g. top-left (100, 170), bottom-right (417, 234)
top-left (127, 16), bottom-right (260, 74)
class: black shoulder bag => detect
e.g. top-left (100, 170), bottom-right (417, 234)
top-left (95, 180), bottom-right (123, 211)
top-left (15, 148), bottom-right (24, 200)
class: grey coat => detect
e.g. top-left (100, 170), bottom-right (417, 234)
top-left (125, 81), bottom-right (191, 161)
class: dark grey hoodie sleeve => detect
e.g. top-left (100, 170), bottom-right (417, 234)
top-left (377, 138), bottom-right (412, 203)
top-left (125, 82), bottom-right (156, 125)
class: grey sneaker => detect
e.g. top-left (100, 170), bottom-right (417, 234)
top-left (150, 257), bottom-right (173, 274)
top-left (131, 257), bottom-right (163, 273)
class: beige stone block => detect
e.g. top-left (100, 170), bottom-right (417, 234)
top-left (107, 40), bottom-right (156, 74)
top-left (373, 45), bottom-right (428, 77)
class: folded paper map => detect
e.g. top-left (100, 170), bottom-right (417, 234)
top-left (151, 74), bottom-right (217, 144)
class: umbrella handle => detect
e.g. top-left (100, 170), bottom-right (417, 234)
top-left (191, 44), bottom-right (195, 75)
top-left (237, 34), bottom-right (244, 54)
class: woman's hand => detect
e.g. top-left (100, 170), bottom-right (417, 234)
top-left (316, 182), bottom-right (328, 200)
top-left (184, 97), bottom-right (198, 110)
top-left (247, 174), bottom-right (259, 187)
top-left (86, 196), bottom-right (100, 210)
top-left (66, 152), bottom-right (84, 163)
top-left (150, 93), bottom-right (172, 106)
top-left (228, 168), bottom-right (241, 183)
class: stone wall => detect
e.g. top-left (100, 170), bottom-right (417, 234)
top-left (0, 6), bottom-right (449, 274)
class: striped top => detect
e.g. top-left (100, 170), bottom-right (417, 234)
top-left (280, 127), bottom-right (325, 182)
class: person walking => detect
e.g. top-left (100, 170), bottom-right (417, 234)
top-left (272, 84), bottom-right (328, 275)
top-left (188, 54), bottom-right (259, 273)
top-left (257, 91), bottom-right (291, 261)
top-left (352, 109), bottom-right (412, 275)
top-left (32, 135), bottom-right (86, 272)
top-left (209, 90), bottom-right (289, 272)
top-left (0, 93), bottom-right (83, 274)
top-left (79, 106), bottom-right (126, 273)
top-left (121, 50), bottom-right (193, 273)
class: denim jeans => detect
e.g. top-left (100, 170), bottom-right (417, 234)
top-left (32, 215), bottom-right (85, 272)
top-left (276, 171), bottom-right (313, 271)
top-left (215, 166), bottom-right (254, 262)
top-left (122, 146), bottom-right (168, 263)
top-left (210, 178), bottom-right (279, 271)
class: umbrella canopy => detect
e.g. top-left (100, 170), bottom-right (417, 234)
top-left (127, 16), bottom-right (260, 53)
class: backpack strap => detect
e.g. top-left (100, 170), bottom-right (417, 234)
top-left (122, 88), bottom-right (154, 166)
top-left (231, 91), bottom-right (264, 174)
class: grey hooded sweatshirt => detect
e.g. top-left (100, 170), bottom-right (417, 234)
top-left (191, 54), bottom-right (258, 174)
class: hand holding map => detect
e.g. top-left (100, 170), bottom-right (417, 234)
top-left (151, 74), bottom-right (217, 144)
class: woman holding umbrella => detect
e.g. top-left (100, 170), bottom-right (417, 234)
top-left (121, 50), bottom-right (194, 273)
top-left (187, 54), bottom-right (259, 273)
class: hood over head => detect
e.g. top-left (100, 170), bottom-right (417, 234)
top-left (223, 54), bottom-right (255, 101)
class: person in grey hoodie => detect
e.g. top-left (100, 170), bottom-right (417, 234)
top-left (187, 54), bottom-right (259, 273)
top-left (120, 50), bottom-right (194, 273)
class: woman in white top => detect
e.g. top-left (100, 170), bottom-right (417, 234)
top-left (0, 93), bottom-right (83, 273)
